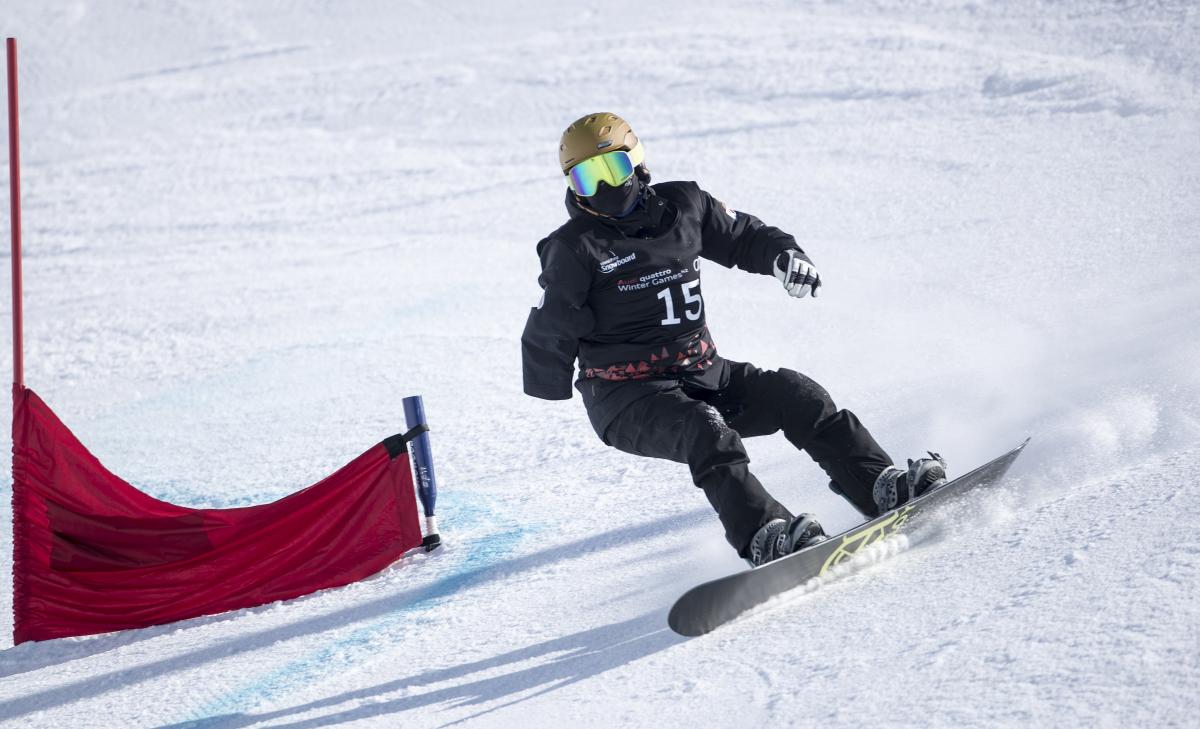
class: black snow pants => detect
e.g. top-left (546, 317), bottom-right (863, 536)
top-left (599, 361), bottom-right (893, 556)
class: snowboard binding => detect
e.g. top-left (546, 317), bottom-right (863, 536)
top-left (872, 452), bottom-right (947, 514)
top-left (746, 513), bottom-right (827, 568)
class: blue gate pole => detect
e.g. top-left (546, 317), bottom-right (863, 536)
top-left (402, 395), bottom-right (441, 551)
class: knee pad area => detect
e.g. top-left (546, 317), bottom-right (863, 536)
top-left (767, 368), bottom-right (837, 424)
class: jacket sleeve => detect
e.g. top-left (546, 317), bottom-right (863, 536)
top-left (695, 184), bottom-right (811, 275)
top-left (521, 236), bottom-right (595, 400)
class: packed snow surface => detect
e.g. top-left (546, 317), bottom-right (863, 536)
top-left (1, 1), bottom-right (1198, 726)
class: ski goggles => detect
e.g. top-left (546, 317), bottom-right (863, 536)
top-left (566, 143), bottom-right (644, 197)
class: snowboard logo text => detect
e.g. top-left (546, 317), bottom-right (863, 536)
top-left (598, 251), bottom-right (637, 273)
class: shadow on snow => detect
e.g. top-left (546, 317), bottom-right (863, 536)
top-left (162, 611), bottom-right (678, 728)
top-left (0, 508), bottom-right (707, 721)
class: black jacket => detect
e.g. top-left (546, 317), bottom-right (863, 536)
top-left (521, 180), bottom-right (809, 435)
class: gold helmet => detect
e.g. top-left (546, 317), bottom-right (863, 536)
top-left (559, 112), bottom-right (644, 174)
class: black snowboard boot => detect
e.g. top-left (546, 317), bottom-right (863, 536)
top-left (746, 513), bottom-right (826, 567)
top-left (873, 452), bottom-right (947, 513)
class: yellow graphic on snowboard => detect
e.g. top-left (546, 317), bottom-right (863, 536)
top-left (819, 505), bottom-right (914, 575)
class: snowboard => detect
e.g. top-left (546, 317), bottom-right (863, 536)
top-left (668, 438), bottom-right (1030, 637)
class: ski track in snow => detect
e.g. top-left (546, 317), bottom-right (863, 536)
top-left (1, 0), bottom-right (1199, 727)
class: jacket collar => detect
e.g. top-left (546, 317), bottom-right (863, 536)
top-left (564, 184), bottom-right (674, 239)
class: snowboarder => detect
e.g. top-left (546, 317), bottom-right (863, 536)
top-left (521, 113), bottom-right (946, 567)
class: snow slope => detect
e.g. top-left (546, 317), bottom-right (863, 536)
top-left (1, 0), bottom-right (1198, 726)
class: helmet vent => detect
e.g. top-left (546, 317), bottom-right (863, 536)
top-left (559, 112), bottom-right (638, 173)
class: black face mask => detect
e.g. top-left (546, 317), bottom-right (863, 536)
top-left (580, 174), bottom-right (642, 218)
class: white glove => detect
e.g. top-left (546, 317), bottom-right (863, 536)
top-left (773, 250), bottom-right (821, 298)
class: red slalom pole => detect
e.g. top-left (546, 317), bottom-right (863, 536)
top-left (6, 38), bottom-right (23, 392)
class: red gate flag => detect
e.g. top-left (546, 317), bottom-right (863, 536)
top-left (11, 386), bottom-right (425, 644)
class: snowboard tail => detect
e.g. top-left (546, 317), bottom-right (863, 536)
top-left (668, 439), bottom-right (1030, 637)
